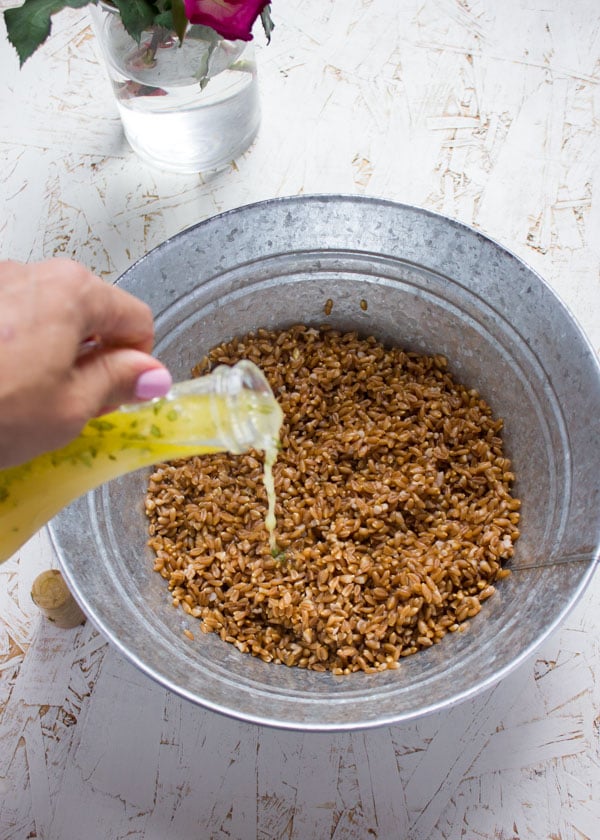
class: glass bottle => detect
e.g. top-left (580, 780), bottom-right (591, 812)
top-left (0, 360), bottom-right (282, 564)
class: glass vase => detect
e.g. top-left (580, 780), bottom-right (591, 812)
top-left (89, 3), bottom-right (261, 174)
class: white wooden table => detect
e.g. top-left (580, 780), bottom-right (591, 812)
top-left (1, 2), bottom-right (599, 837)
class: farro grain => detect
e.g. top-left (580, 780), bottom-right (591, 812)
top-left (145, 326), bottom-right (520, 674)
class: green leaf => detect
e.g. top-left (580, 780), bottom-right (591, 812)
top-left (187, 23), bottom-right (220, 43)
top-left (170, 0), bottom-right (187, 44)
top-left (153, 10), bottom-right (173, 29)
top-left (260, 6), bottom-right (274, 44)
top-left (3, 0), bottom-right (92, 66)
top-left (191, 25), bottom-right (220, 88)
top-left (153, 1), bottom-right (186, 44)
top-left (111, 0), bottom-right (157, 43)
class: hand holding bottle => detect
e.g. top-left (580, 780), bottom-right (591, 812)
top-left (0, 258), bottom-right (172, 469)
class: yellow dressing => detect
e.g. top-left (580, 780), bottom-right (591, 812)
top-left (263, 445), bottom-right (279, 555)
top-left (0, 362), bottom-right (282, 564)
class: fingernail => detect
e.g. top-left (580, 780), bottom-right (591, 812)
top-left (134, 368), bottom-right (172, 400)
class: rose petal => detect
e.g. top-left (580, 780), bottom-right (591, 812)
top-left (184, 0), bottom-right (270, 42)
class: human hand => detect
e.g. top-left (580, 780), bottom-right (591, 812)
top-left (0, 258), bottom-right (172, 468)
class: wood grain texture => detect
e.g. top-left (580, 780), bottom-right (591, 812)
top-left (1, 1), bottom-right (599, 837)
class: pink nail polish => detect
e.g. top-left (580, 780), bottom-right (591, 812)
top-left (134, 368), bottom-right (172, 400)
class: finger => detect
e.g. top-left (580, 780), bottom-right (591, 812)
top-left (38, 260), bottom-right (156, 355)
top-left (71, 348), bottom-right (172, 419)
top-left (79, 280), bottom-right (156, 355)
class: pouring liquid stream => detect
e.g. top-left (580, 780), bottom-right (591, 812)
top-left (0, 361), bottom-right (283, 564)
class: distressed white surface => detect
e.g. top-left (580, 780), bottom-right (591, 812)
top-left (1, 1), bottom-right (599, 837)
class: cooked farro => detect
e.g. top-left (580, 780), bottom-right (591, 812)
top-left (145, 326), bottom-right (520, 674)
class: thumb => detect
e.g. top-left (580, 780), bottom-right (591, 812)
top-left (74, 347), bottom-right (173, 416)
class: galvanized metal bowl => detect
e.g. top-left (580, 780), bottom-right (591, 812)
top-left (49, 196), bottom-right (600, 731)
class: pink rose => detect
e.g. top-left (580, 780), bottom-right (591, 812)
top-left (184, 0), bottom-right (271, 42)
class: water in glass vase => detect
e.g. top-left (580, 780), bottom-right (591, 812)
top-left (92, 10), bottom-right (261, 173)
